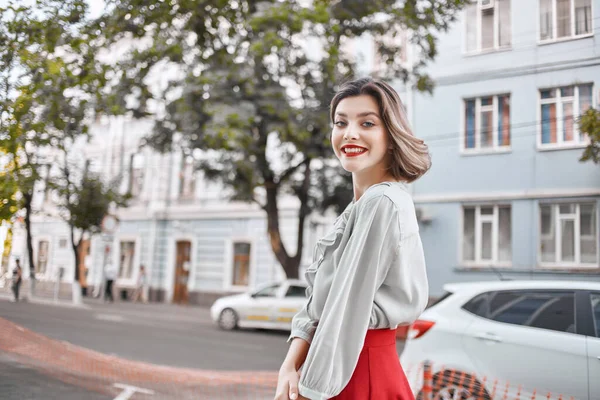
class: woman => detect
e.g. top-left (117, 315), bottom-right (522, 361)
top-left (275, 78), bottom-right (431, 400)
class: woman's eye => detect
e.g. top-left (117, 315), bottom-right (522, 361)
top-left (362, 121), bottom-right (375, 128)
top-left (334, 121), bottom-right (347, 127)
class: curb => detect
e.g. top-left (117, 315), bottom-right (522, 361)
top-left (0, 293), bottom-right (91, 309)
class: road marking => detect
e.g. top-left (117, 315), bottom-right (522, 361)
top-left (95, 314), bottom-right (125, 322)
top-left (113, 383), bottom-right (154, 399)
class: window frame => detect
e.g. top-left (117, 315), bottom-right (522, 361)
top-left (538, 202), bottom-right (599, 269)
top-left (461, 93), bottom-right (512, 154)
top-left (460, 204), bottom-right (512, 267)
top-left (463, 0), bottom-right (512, 54)
top-left (224, 237), bottom-right (256, 291)
top-left (114, 235), bottom-right (141, 286)
top-left (178, 155), bottom-right (197, 200)
top-left (537, 83), bottom-right (595, 150)
top-left (538, 0), bottom-right (594, 44)
top-left (35, 237), bottom-right (51, 278)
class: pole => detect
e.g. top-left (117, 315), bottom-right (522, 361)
top-left (422, 360), bottom-right (433, 400)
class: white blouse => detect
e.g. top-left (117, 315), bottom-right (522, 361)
top-left (289, 181), bottom-right (429, 399)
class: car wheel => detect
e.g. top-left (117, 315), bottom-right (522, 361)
top-left (218, 308), bottom-right (238, 330)
top-left (417, 370), bottom-right (491, 400)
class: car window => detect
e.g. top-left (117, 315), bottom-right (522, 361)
top-left (462, 293), bottom-right (489, 317)
top-left (253, 284), bottom-right (279, 297)
top-left (285, 285), bottom-right (306, 298)
top-left (489, 290), bottom-right (575, 334)
top-left (591, 293), bottom-right (600, 338)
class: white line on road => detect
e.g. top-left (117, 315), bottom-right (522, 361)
top-left (113, 383), bottom-right (154, 400)
top-left (94, 314), bottom-right (125, 322)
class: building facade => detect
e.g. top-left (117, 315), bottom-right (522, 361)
top-left (412, 0), bottom-right (600, 296)
top-left (5, 115), bottom-right (335, 305)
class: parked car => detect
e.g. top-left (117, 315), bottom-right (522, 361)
top-left (401, 280), bottom-right (600, 400)
top-left (210, 279), bottom-right (308, 331)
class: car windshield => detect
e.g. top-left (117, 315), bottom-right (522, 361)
top-left (253, 284), bottom-right (280, 297)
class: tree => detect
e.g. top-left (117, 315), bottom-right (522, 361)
top-left (579, 108), bottom-right (600, 164)
top-left (54, 157), bottom-right (128, 304)
top-left (0, 0), bottom-right (107, 283)
top-left (98, 0), bottom-right (468, 278)
top-left (0, 163), bottom-right (19, 223)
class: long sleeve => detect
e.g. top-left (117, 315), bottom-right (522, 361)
top-left (298, 195), bottom-right (402, 399)
top-left (289, 288), bottom-right (318, 344)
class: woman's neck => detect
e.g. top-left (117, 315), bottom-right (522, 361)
top-left (352, 170), bottom-right (398, 202)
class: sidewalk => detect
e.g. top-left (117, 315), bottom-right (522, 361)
top-left (0, 292), bottom-right (91, 310)
top-left (0, 316), bottom-right (277, 399)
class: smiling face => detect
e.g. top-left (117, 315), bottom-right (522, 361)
top-left (332, 95), bottom-right (390, 178)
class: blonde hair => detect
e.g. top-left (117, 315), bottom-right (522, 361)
top-left (330, 78), bottom-right (431, 182)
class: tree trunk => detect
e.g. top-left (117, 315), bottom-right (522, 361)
top-left (23, 192), bottom-right (36, 281)
top-left (264, 181), bottom-right (302, 279)
top-left (70, 225), bottom-right (82, 305)
top-left (292, 159), bottom-right (312, 272)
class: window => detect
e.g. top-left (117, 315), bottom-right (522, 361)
top-left (118, 241), bottom-right (135, 279)
top-left (36, 240), bottom-right (49, 274)
top-left (285, 285), bottom-right (307, 298)
top-left (591, 294), bottom-right (600, 337)
top-left (462, 293), bottom-right (490, 317)
top-left (465, 0), bottom-right (511, 53)
top-left (464, 94), bottom-right (511, 151)
top-left (59, 238), bottom-right (67, 249)
top-left (232, 242), bottom-right (251, 286)
top-left (540, 84), bottom-right (594, 147)
top-left (462, 205), bottom-right (512, 265)
top-left (128, 154), bottom-right (145, 198)
top-left (179, 156), bottom-right (196, 199)
top-left (488, 290), bottom-right (576, 334)
top-left (253, 284), bottom-right (279, 297)
top-left (540, 203), bottom-right (598, 266)
top-left (540, 0), bottom-right (593, 41)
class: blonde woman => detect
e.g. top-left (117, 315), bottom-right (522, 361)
top-left (275, 78), bottom-right (430, 400)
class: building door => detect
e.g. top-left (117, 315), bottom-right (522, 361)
top-left (173, 240), bottom-right (191, 304)
top-left (36, 240), bottom-right (49, 275)
top-left (77, 239), bottom-right (90, 292)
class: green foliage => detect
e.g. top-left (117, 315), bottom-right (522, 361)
top-left (98, 0), bottom-right (468, 276)
top-left (579, 108), bottom-right (600, 164)
top-left (56, 165), bottom-right (128, 235)
top-left (0, 0), bottom-right (109, 275)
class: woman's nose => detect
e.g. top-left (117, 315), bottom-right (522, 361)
top-left (343, 123), bottom-right (360, 140)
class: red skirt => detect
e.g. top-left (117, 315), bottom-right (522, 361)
top-left (330, 329), bottom-right (415, 400)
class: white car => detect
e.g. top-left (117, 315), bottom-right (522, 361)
top-left (210, 279), bottom-right (308, 331)
top-left (401, 280), bottom-right (600, 400)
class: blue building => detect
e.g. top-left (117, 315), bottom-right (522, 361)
top-left (412, 0), bottom-right (600, 296)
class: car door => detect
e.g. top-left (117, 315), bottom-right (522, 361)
top-left (275, 283), bottom-right (308, 329)
top-left (239, 283), bottom-right (280, 326)
top-left (587, 292), bottom-right (600, 400)
top-left (462, 290), bottom-right (588, 400)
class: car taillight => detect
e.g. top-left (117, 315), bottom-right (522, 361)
top-left (408, 319), bottom-right (435, 339)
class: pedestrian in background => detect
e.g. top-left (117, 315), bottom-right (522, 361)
top-left (275, 78), bottom-right (430, 400)
top-left (11, 259), bottom-right (22, 302)
top-left (104, 262), bottom-right (117, 303)
top-left (132, 265), bottom-right (148, 303)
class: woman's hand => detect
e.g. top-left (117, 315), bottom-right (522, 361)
top-left (274, 366), bottom-right (302, 400)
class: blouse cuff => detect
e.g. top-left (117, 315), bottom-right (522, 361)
top-left (287, 325), bottom-right (315, 344)
top-left (299, 383), bottom-right (333, 400)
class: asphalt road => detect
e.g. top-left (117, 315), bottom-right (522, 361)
top-left (0, 297), bottom-right (291, 371)
top-left (0, 352), bottom-right (112, 400)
